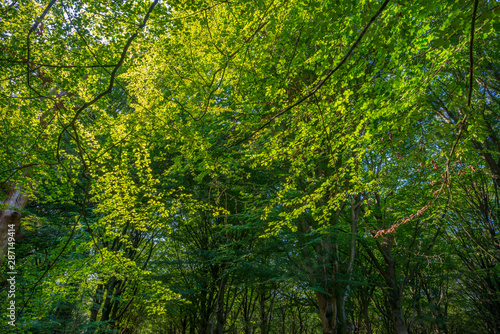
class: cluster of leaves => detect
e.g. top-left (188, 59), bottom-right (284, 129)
top-left (1, 0), bottom-right (500, 333)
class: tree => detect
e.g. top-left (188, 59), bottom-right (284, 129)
top-left (1, 0), bottom-right (499, 333)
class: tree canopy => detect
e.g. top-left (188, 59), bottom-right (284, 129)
top-left (1, 0), bottom-right (500, 333)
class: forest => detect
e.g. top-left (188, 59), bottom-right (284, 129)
top-left (0, 0), bottom-right (499, 333)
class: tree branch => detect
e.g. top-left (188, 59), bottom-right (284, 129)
top-left (26, 0), bottom-right (57, 97)
top-left (221, 0), bottom-right (391, 152)
top-left (56, 0), bottom-right (159, 165)
top-left (468, 0), bottom-right (479, 107)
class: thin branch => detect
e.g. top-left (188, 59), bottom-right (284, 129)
top-left (19, 0), bottom-right (159, 315)
top-left (1, 58), bottom-right (117, 68)
top-left (56, 0), bottom-right (159, 164)
top-left (468, 0), bottom-right (479, 107)
top-left (26, 0), bottom-right (57, 97)
top-left (221, 0), bottom-right (391, 152)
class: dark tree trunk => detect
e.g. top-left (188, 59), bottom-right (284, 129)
top-left (387, 287), bottom-right (408, 334)
top-left (316, 291), bottom-right (348, 334)
top-left (216, 277), bottom-right (228, 334)
top-left (100, 277), bottom-right (119, 322)
top-left (89, 283), bottom-right (104, 323)
top-left (259, 291), bottom-right (273, 334)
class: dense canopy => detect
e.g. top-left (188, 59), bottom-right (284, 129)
top-left (1, 0), bottom-right (499, 333)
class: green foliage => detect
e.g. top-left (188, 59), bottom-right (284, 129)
top-left (1, 0), bottom-right (499, 333)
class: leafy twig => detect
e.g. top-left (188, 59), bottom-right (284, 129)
top-left (222, 0), bottom-right (391, 152)
top-left (468, 0), bottom-right (479, 107)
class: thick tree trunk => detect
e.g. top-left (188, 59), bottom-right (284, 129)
top-left (242, 287), bottom-right (255, 334)
top-left (0, 186), bottom-right (28, 265)
top-left (216, 277), bottom-right (227, 334)
top-left (259, 292), bottom-right (273, 334)
top-left (361, 294), bottom-right (373, 334)
top-left (316, 292), bottom-right (348, 334)
top-left (100, 277), bottom-right (119, 323)
top-left (364, 235), bottom-right (409, 334)
top-left (388, 287), bottom-right (408, 334)
top-left (89, 283), bottom-right (105, 323)
top-left (382, 245), bottom-right (408, 334)
top-left (379, 244), bottom-right (408, 334)
top-left (317, 294), bottom-right (336, 334)
top-left (337, 296), bottom-right (348, 334)
top-left (259, 294), bottom-right (268, 334)
top-left (198, 286), bottom-right (211, 334)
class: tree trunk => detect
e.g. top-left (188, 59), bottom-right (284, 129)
top-left (89, 283), bottom-right (105, 323)
top-left (362, 294), bottom-right (373, 334)
top-left (388, 287), bottom-right (408, 334)
top-left (0, 186), bottom-right (28, 265)
top-left (364, 236), bottom-right (408, 334)
top-left (259, 292), bottom-right (273, 334)
top-left (315, 291), bottom-right (349, 334)
top-left (216, 277), bottom-right (227, 334)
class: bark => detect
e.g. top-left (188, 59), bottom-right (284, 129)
top-left (215, 277), bottom-right (228, 334)
top-left (379, 241), bottom-right (408, 334)
top-left (242, 287), bottom-right (256, 334)
top-left (190, 314), bottom-right (196, 334)
top-left (337, 296), bottom-right (348, 334)
top-left (297, 306), bottom-right (303, 333)
top-left (365, 240), bottom-right (408, 334)
top-left (306, 196), bottom-right (361, 334)
top-left (388, 287), bottom-right (408, 334)
top-left (363, 304), bottom-right (372, 334)
top-left (361, 293), bottom-right (373, 334)
top-left (198, 279), bottom-right (212, 334)
top-left (472, 139), bottom-right (500, 184)
top-left (259, 293), bottom-right (268, 334)
top-left (259, 291), bottom-right (274, 334)
top-left (89, 283), bottom-right (105, 323)
top-left (110, 279), bottom-right (125, 320)
top-left (0, 186), bottom-right (28, 265)
top-left (315, 291), bottom-right (349, 334)
top-left (100, 277), bottom-right (119, 322)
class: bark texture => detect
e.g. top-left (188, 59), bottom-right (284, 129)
top-left (0, 186), bottom-right (28, 265)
